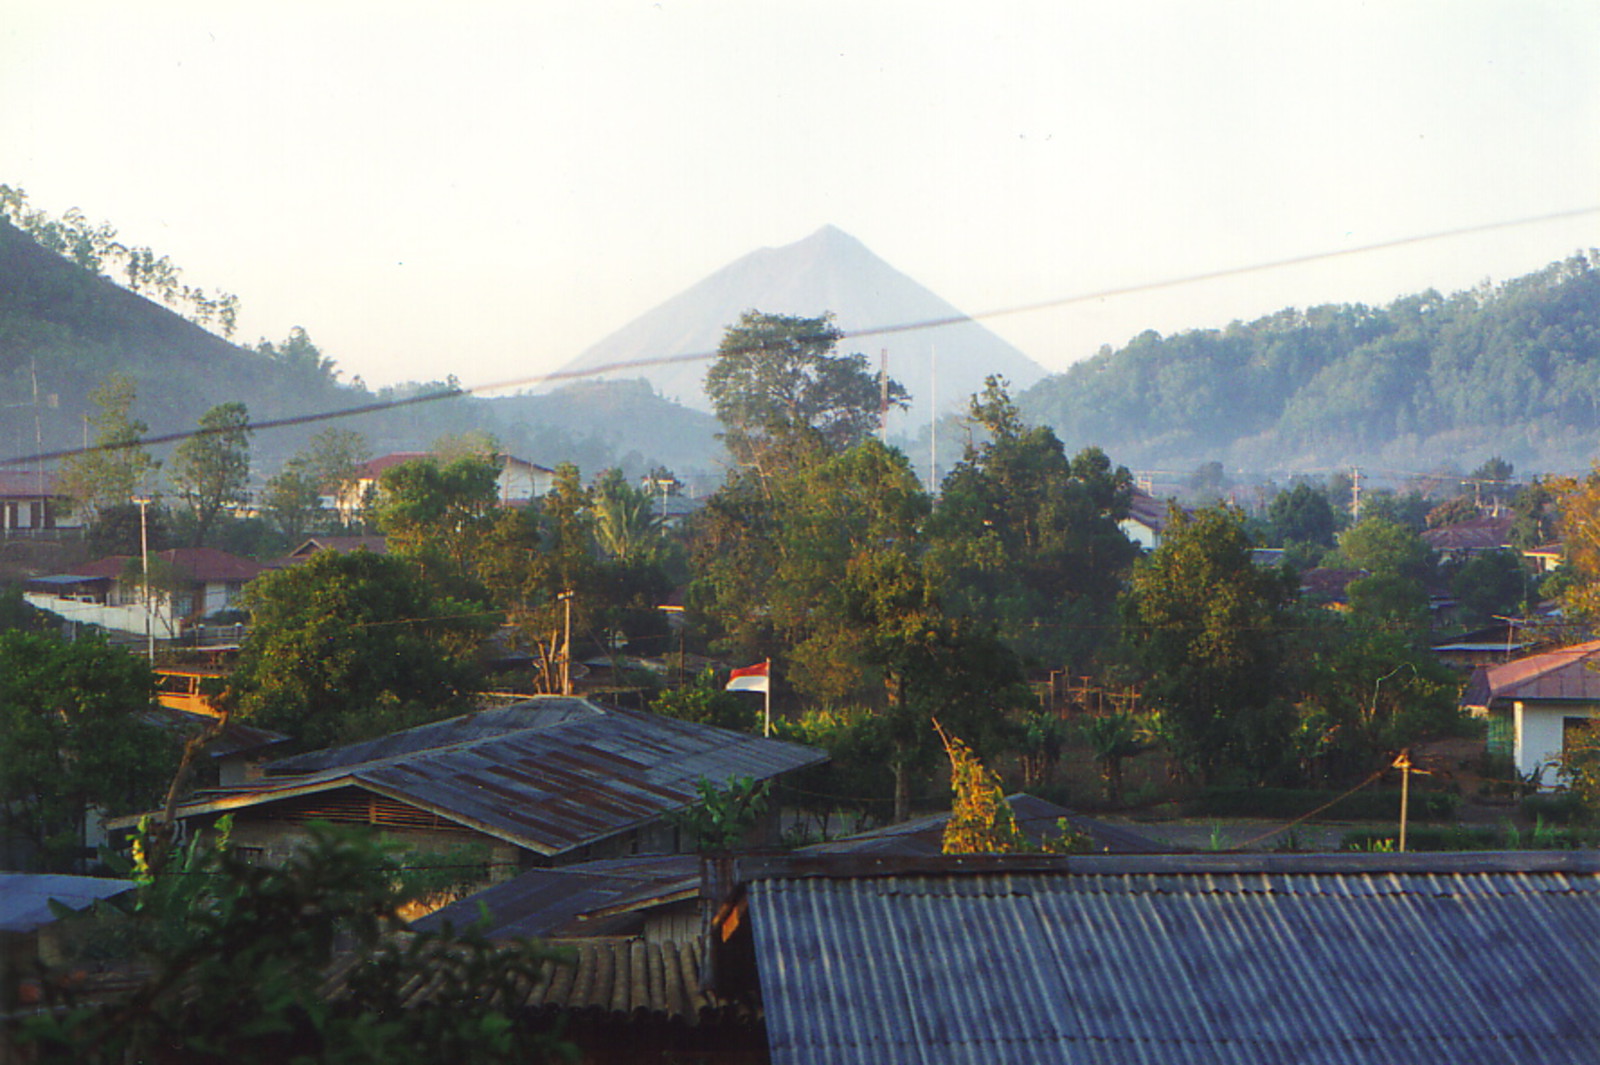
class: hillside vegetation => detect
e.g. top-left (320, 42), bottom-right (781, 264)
top-left (0, 216), bottom-right (725, 478)
top-left (1021, 251), bottom-right (1600, 473)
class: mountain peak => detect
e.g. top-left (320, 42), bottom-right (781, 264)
top-left (554, 229), bottom-right (1046, 425)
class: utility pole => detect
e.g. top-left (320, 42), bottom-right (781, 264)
top-left (1349, 466), bottom-right (1363, 522)
top-left (559, 590), bottom-right (574, 695)
top-left (133, 494), bottom-right (154, 663)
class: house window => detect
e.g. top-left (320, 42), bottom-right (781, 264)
top-left (1563, 716), bottom-right (1599, 761)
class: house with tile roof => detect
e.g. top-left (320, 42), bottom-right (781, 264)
top-left (1462, 637), bottom-right (1600, 783)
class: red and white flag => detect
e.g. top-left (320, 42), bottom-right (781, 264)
top-left (725, 660), bottom-right (770, 694)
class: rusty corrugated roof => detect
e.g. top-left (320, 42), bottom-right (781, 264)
top-left (137, 700), bottom-right (826, 856)
top-left (735, 852), bottom-right (1600, 1065)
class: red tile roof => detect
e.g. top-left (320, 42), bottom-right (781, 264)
top-left (1422, 514), bottom-right (1514, 552)
top-left (75, 547), bottom-right (264, 583)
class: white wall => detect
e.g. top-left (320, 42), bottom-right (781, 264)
top-left (1515, 700), bottom-right (1599, 786)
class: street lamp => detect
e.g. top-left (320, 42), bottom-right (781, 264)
top-left (132, 494), bottom-right (153, 663)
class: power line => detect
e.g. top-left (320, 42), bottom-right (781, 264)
top-left (4, 204), bottom-right (1597, 470)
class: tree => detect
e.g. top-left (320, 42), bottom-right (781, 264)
top-left (1451, 549), bottom-right (1531, 627)
top-left (260, 458), bottom-right (324, 541)
top-left (704, 310), bottom-right (907, 464)
top-left (56, 374), bottom-right (158, 527)
top-left (376, 453), bottom-right (502, 587)
top-left (1266, 482), bottom-right (1338, 548)
top-left (930, 377), bottom-right (1137, 668)
top-left (170, 401), bottom-right (251, 547)
top-left (936, 721), bottom-right (1089, 854)
top-left (1119, 505), bottom-right (1298, 784)
top-left (227, 550), bottom-right (489, 751)
top-left (591, 468), bottom-right (661, 564)
top-left (22, 822), bottom-right (571, 1064)
top-left (1335, 517), bottom-right (1435, 637)
top-left (303, 427), bottom-right (372, 525)
top-left (0, 631), bottom-right (177, 869)
top-left (1555, 468), bottom-right (1600, 621)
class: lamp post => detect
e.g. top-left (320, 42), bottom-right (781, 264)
top-left (132, 494), bottom-right (153, 663)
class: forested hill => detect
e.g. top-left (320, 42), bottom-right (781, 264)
top-left (0, 217), bottom-right (727, 478)
top-left (0, 216), bottom-right (351, 468)
top-left (1019, 252), bottom-right (1600, 474)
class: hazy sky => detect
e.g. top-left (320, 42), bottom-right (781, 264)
top-left (5, 1), bottom-right (1598, 395)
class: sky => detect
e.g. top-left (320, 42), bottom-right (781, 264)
top-left (4, 1), bottom-right (1598, 396)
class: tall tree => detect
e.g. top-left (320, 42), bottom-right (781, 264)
top-left (376, 452), bottom-right (502, 587)
top-left (1120, 505), bottom-right (1298, 784)
top-left (0, 631), bottom-right (177, 870)
top-left (171, 401), bottom-right (252, 547)
top-left (704, 310), bottom-right (907, 465)
top-left (259, 458), bottom-right (324, 542)
top-left (930, 377), bottom-right (1137, 668)
top-left (56, 374), bottom-right (158, 527)
top-left (227, 550), bottom-right (489, 751)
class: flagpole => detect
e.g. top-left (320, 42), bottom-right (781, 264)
top-left (763, 657), bottom-right (772, 737)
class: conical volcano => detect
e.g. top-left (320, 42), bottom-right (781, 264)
top-left (553, 226), bottom-right (1045, 432)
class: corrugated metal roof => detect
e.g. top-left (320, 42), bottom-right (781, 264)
top-left (138, 701), bottom-right (827, 856)
top-left (413, 855), bottom-right (701, 939)
top-left (738, 853), bottom-right (1600, 1065)
top-left (265, 699), bottom-right (603, 775)
top-left (0, 874), bottom-right (133, 933)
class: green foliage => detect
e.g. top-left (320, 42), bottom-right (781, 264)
top-left (1450, 549), bottom-right (1532, 627)
top-left (22, 822), bottom-right (572, 1064)
top-left (1119, 505), bottom-right (1298, 784)
top-left (705, 310), bottom-right (906, 464)
top-left (929, 377), bottom-right (1137, 668)
top-left (1019, 252), bottom-right (1600, 470)
top-left (227, 549), bottom-right (489, 751)
top-left (591, 467), bottom-right (662, 563)
top-left (669, 776), bottom-right (771, 852)
top-left (0, 582), bottom-right (46, 632)
top-left (774, 707), bottom-right (897, 830)
top-left (377, 452), bottom-right (503, 585)
top-left (171, 401), bottom-right (252, 547)
top-left (0, 630), bottom-right (177, 869)
top-left (937, 723), bottom-right (1091, 855)
top-left (938, 723), bottom-right (1031, 854)
top-left (649, 669), bottom-right (758, 731)
top-left (260, 459), bottom-right (325, 541)
top-left (1266, 482), bottom-right (1337, 548)
top-left (1076, 713), bottom-right (1145, 804)
top-left (0, 184), bottom-right (241, 337)
top-left (55, 374), bottom-right (159, 526)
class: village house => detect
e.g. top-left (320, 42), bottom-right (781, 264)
top-left (1462, 637), bottom-right (1600, 785)
top-left (1116, 488), bottom-right (1173, 551)
top-left (0, 469), bottom-right (77, 536)
top-left (23, 546), bottom-right (264, 641)
top-left (108, 697), bottom-right (827, 875)
top-left (335, 451), bottom-right (556, 520)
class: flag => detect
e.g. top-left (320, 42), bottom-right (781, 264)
top-left (725, 660), bottom-right (770, 694)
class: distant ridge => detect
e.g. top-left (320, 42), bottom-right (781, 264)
top-left (551, 226), bottom-right (1046, 431)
